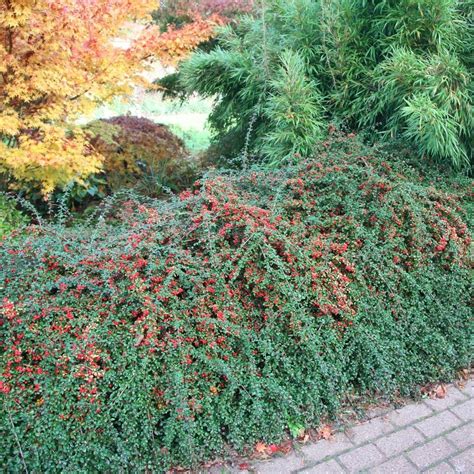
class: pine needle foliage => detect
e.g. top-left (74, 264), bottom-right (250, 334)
top-left (262, 50), bottom-right (325, 161)
top-left (176, 0), bottom-right (473, 169)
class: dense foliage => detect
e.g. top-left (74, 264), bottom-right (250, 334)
top-left (0, 195), bottom-right (27, 238)
top-left (142, 12), bottom-right (224, 67)
top-left (155, 0), bottom-right (254, 28)
top-left (148, 0), bottom-right (255, 67)
top-left (177, 0), bottom-right (473, 168)
top-left (1, 135), bottom-right (472, 471)
top-left (84, 116), bottom-right (196, 196)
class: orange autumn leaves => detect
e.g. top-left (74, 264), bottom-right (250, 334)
top-left (138, 14), bottom-right (224, 67)
top-left (253, 424), bottom-right (334, 459)
top-left (0, 0), bottom-right (222, 194)
top-left (151, 0), bottom-right (254, 65)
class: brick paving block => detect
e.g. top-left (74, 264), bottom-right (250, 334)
top-left (370, 455), bottom-right (417, 473)
top-left (450, 399), bottom-right (474, 422)
top-left (450, 446), bottom-right (474, 473)
top-left (445, 423), bottom-right (474, 450)
top-left (254, 454), bottom-right (307, 474)
top-left (208, 466), bottom-right (243, 474)
top-left (303, 459), bottom-right (344, 473)
top-left (344, 417), bottom-right (394, 446)
top-left (338, 443), bottom-right (385, 472)
top-left (375, 426), bottom-right (424, 457)
top-left (423, 461), bottom-right (455, 473)
top-left (458, 380), bottom-right (473, 398)
top-left (424, 387), bottom-right (468, 411)
top-left (415, 410), bottom-right (462, 438)
top-left (208, 466), bottom-right (232, 474)
top-left (366, 406), bottom-right (392, 420)
top-left (407, 437), bottom-right (455, 470)
top-left (301, 432), bottom-right (353, 463)
top-left (388, 403), bottom-right (433, 427)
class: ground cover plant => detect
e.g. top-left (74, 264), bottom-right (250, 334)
top-left (1, 134), bottom-right (472, 471)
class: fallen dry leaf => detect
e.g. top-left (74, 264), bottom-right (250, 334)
top-left (457, 369), bottom-right (469, 388)
top-left (300, 433), bottom-right (310, 444)
top-left (255, 442), bottom-right (267, 454)
top-left (458, 368), bottom-right (469, 380)
top-left (421, 383), bottom-right (448, 399)
top-left (267, 444), bottom-right (279, 454)
top-left (317, 424), bottom-right (333, 440)
top-left (434, 384), bottom-right (447, 399)
top-left (277, 440), bottom-right (293, 454)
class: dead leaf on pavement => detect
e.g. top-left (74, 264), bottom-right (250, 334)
top-left (300, 433), bottom-right (310, 444)
top-left (255, 442), bottom-right (267, 454)
top-left (317, 424), bottom-right (333, 440)
top-left (434, 384), bottom-right (447, 399)
top-left (421, 383), bottom-right (448, 399)
top-left (277, 440), bottom-right (292, 454)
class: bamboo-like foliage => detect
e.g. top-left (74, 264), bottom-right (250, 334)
top-left (177, 0), bottom-right (473, 168)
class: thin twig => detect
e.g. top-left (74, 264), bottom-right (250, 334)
top-left (8, 411), bottom-right (29, 474)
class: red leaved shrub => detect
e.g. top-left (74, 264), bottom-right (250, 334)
top-left (85, 116), bottom-right (197, 195)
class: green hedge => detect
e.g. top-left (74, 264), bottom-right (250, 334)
top-left (0, 135), bottom-right (472, 471)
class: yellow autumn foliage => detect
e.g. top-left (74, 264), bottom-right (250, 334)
top-left (0, 0), bottom-right (157, 195)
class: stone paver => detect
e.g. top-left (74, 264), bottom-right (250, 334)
top-left (450, 399), bottom-right (474, 421)
top-left (449, 446), bottom-right (474, 473)
top-left (338, 443), bottom-right (385, 471)
top-left (445, 423), bottom-right (474, 450)
top-left (302, 459), bottom-right (343, 473)
top-left (414, 410), bottom-right (462, 438)
top-left (246, 380), bottom-right (473, 474)
top-left (388, 403), bottom-right (433, 427)
top-left (256, 454), bottom-right (307, 474)
top-left (375, 426), bottom-right (424, 456)
top-left (424, 462), bottom-right (455, 473)
top-left (407, 437), bottom-right (455, 469)
top-left (370, 455), bottom-right (417, 473)
top-left (344, 417), bottom-right (394, 445)
top-left (461, 379), bottom-right (473, 398)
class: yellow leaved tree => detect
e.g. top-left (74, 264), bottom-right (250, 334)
top-left (0, 0), bottom-right (157, 195)
top-left (0, 0), bottom-right (229, 195)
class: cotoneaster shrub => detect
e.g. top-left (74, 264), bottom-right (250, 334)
top-left (1, 135), bottom-right (472, 471)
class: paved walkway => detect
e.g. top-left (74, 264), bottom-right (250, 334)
top-left (222, 378), bottom-right (473, 473)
